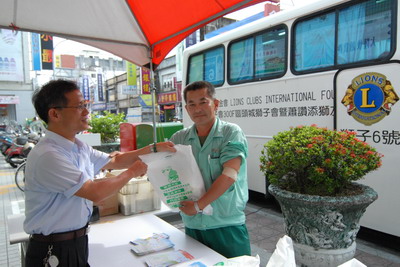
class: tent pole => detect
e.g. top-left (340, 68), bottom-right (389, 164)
top-left (149, 50), bottom-right (157, 145)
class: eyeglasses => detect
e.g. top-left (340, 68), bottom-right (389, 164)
top-left (52, 103), bottom-right (90, 111)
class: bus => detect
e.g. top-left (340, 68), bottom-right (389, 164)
top-left (182, 0), bottom-right (400, 239)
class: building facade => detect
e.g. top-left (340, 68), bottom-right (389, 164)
top-left (0, 30), bottom-right (35, 126)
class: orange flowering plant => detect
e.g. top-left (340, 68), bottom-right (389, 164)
top-left (260, 125), bottom-right (383, 196)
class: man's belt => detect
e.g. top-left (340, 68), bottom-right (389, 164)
top-left (30, 225), bottom-right (90, 242)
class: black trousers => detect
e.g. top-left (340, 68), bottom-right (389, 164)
top-left (25, 235), bottom-right (90, 267)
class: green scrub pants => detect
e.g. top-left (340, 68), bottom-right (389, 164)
top-left (185, 224), bottom-right (251, 258)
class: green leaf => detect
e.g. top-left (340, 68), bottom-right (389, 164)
top-left (88, 111), bottom-right (127, 143)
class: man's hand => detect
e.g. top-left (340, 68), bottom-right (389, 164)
top-left (125, 160), bottom-right (147, 178)
top-left (102, 151), bottom-right (123, 172)
top-left (179, 200), bottom-right (198, 216)
top-left (155, 141), bottom-right (177, 153)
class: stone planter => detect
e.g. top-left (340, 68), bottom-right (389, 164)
top-left (268, 183), bottom-right (378, 267)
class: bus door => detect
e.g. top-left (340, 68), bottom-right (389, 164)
top-left (335, 62), bottom-right (400, 237)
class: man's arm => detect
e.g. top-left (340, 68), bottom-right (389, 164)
top-left (179, 157), bottom-right (241, 215)
top-left (75, 160), bottom-right (147, 202)
top-left (102, 141), bottom-right (176, 170)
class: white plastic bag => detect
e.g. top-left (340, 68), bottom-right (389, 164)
top-left (139, 144), bottom-right (212, 214)
top-left (214, 255), bottom-right (260, 266)
top-left (266, 235), bottom-right (296, 267)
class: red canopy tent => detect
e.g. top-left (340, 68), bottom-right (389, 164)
top-left (0, 0), bottom-right (267, 141)
top-left (1, 0), bottom-right (266, 70)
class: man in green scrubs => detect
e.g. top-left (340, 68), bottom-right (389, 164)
top-left (170, 81), bottom-right (250, 258)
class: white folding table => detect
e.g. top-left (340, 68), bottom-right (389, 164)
top-left (8, 208), bottom-right (226, 266)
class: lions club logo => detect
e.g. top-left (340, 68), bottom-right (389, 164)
top-left (341, 72), bottom-right (399, 126)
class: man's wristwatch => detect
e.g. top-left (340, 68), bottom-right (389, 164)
top-left (194, 201), bottom-right (202, 214)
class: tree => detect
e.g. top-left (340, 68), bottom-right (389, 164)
top-left (88, 111), bottom-right (126, 143)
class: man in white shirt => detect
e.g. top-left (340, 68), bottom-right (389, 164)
top-left (24, 79), bottom-right (175, 267)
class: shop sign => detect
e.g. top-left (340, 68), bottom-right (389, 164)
top-left (107, 102), bottom-right (117, 110)
top-left (55, 55), bottom-right (61, 68)
top-left (176, 83), bottom-right (182, 101)
top-left (164, 104), bottom-right (175, 110)
top-left (185, 32), bottom-right (197, 48)
top-left (31, 32), bottom-right (41, 71)
top-left (92, 102), bottom-right (106, 111)
top-left (127, 61), bottom-right (137, 86)
top-left (141, 68), bottom-right (151, 94)
top-left (81, 75), bottom-right (90, 100)
top-left (122, 85), bottom-right (139, 95)
top-left (60, 55), bottom-right (76, 69)
top-left (158, 92), bottom-right (177, 104)
top-left (0, 29), bottom-right (24, 81)
top-left (97, 74), bottom-right (104, 101)
top-left (40, 34), bottom-right (53, 70)
top-left (0, 95), bottom-right (19, 104)
top-left (139, 94), bottom-right (156, 107)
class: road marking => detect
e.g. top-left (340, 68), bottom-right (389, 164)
top-left (0, 184), bottom-right (17, 195)
top-left (0, 184), bottom-right (17, 189)
top-left (0, 171), bottom-right (15, 176)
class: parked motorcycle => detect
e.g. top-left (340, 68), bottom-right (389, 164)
top-left (5, 136), bottom-right (28, 168)
top-left (5, 132), bottom-right (39, 168)
top-left (0, 133), bottom-right (14, 155)
top-left (0, 120), bottom-right (22, 156)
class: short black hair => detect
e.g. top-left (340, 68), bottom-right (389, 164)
top-left (32, 79), bottom-right (79, 123)
top-left (183, 81), bottom-right (216, 103)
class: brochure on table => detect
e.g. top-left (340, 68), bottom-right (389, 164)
top-left (88, 213), bottom-right (226, 266)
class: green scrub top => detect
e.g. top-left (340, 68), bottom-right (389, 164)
top-left (170, 118), bottom-right (249, 230)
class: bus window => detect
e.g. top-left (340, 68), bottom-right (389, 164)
top-left (187, 46), bottom-right (224, 86)
top-left (294, 12), bottom-right (335, 72)
top-left (255, 27), bottom-right (287, 79)
top-left (337, 0), bottom-right (393, 64)
top-left (294, 0), bottom-right (395, 73)
top-left (204, 47), bottom-right (224, 86)
top-left (188, 54), bottom-right (203, 83)
top-left (228, 25), bottom-right (287, 84)
top-left (229, 38), bottom-right (254, 83)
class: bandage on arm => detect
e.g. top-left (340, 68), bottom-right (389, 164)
top-left (222, 166), bottom-right (238, 181)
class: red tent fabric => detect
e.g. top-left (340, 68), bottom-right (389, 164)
top-left (0, 0), bottom-right (266, 69)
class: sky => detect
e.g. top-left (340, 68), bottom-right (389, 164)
top-left (52, 38), bottom-right (119, 59)
top-left (53, 0), bottom-right (321, 58)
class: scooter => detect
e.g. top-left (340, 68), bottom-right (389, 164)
top-left (5, 136), bottom-right (28, 168)
top-left (0, 133), bottom-right (14, 155)
top-left (4, 132), bottom-right (39, 168)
